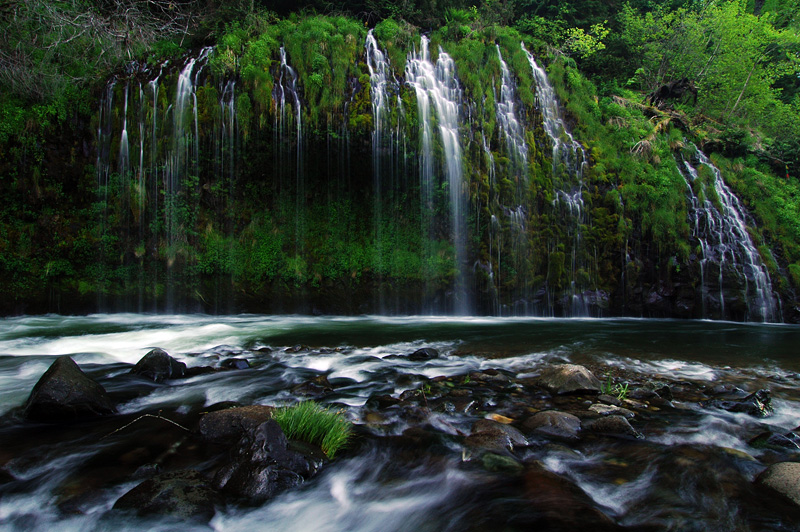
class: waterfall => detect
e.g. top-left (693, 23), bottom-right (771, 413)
top-left (219, 79), bottom-right (237, 192)
top-left (521, 43), bottom-right (586, 177)
top-left (366, 30), bottom-right (393, 311)
top-left (495, 46), bottom-right (528, 177)
top-left (274, 46), bottom-right (304, 253)
top-left (119, 83), bottom-right (130, 187)
top-left (406, 36), bottom-right (468, 314)
top-left (679, 147), bottom-right (778, 321)
top-left (522, 42), bottom-right (592, 315)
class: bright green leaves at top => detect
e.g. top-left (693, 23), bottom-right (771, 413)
top-left (562, 21), bottom-right (610, 59)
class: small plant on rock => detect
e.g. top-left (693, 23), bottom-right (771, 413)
top-left (601, 376), bottom-right (629, 401)
top-left (272, 401), bottom-right (352, 458)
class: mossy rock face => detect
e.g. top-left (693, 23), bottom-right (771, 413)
top-left (24, 356), bottom-right (116, 421)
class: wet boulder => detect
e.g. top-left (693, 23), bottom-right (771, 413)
top-left (220, 358), bottom-right (251, 370)
top-left (536, 364), bottom-right (601, 395)
top-left (749, 430), bottom-right (800, 451)
top-left (755, 462), bottom-right (800, 507)
top-left (702, 389), bottom-right (773, 418)
top-left (213, 419), bottom-right (322, 502)
top-left (113, 469), bottom-right (218, 522)
top-left (24, 356), bottom-right (116, 421)
top-left (198, 405), bottom-right (275, 444)
top-left (522, 411), bottom-right (581, 442)
top-left (521, 462), bottom-right (626, 531)
top-left (585, 415), bottom-right (643, 439)
top-left (408, 347), bottom-right (440, 361)
top-left (130, 348), bottom-right (186, 382)
top-left (589, 404), bottom-right (635, 419)
top-left (464, 419), bottom-right (528, 453)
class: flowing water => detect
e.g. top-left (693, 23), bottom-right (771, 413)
top-left (1, 314), bottom-right (799, 531)
top-left (406, 37), bottom-right (469, 315)
top-left (679, 148), bottom-right (778, 322)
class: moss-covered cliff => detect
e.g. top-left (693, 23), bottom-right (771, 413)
top-left (1, 3), bottom-right (798, 321)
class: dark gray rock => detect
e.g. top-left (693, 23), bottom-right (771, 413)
top-left (586, 415), bottom-right (642, 438)
top-left (755, 462), bottom-right (800, 507)
top-left (198, 405), bottom-right (275, 444)
top-left (749, 431), bottom-right (800, 451)
top-left (522, 411), bottom-right (581, 442)
top-left (536, 364), bottom-right (601, 395)
top-left (465, 419), bottom-right (528, 453)
top-left (213, 419), bottom-right (322, 502)
top-left (702, 389), bottom-right (773, 418)
top-left (366, 394), bottom-right (401, 409)
top-left (221, 358), bottom-right (251, 370)
top-left (130, 348), bottom-right (186, 383)
top-left (598, 394), bottom-right (623, 407)
top-left (482, 452), bottom-right (524, 474)
top-left (409, 348), bottom-right (440, 361)
top-left (113, 469), bottom-right (218, 521)
top-left (521, 462), bottom-right (626, 531)
top-left (588, 404), bottom-right (635, 419)
top-left (24, 356), bottom-right (116, 421)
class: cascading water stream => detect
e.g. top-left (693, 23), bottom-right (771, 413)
top-left (219, 79), bottom-right (237, 193)
top-left (521, 43), bottom-right (585, 177)
top-left (274, 47), bottom-right (304, 254)
top-left (366, 30), bottom-right (394, 311)
top-left (522, 42), bottom-right (591, 315)
top-left (679, 147), bottom-right (778, 322)
top-left (405, 36), bottom-right (468, 314)
top-left (495, 46), bottom-right (528, 177)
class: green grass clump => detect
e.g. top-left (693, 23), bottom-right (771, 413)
top-left (272, 401), bottom-right (352, 458)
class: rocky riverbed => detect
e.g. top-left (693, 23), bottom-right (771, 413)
top-left (1, 315), bottom-right (800, 531)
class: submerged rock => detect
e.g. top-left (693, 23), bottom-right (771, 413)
top-left (522, 410), bottom-right (581, 442)
top-left (522, 462), bottom-right (625, 531)
top-left (220, 358), bottom-right (251, 370)
top-left (198, 405), bottom-right (275, 444)
top-left (755, 462), bottom-right (800, 507)
top-left (113, 469), bottom-right (218, 522)
top-left (130, 348), bottom-right (186, 383)
top-left (24, 356), bottom-right (116, 421)
top-left (408, 347), bottom-right (440, 361)
top-left (536, 364), bottom-right (601, 395)
top-left (213, 419), bottom-right (322, 502)
top-left (482, 452), bottom-right (524, 474)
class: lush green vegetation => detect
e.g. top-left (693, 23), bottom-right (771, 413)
top-left (0, 0), bottom-right (798, 319)
top-left (272, 401), bottom-right (352, 458)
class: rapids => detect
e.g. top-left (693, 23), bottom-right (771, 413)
top-left (1, 315), bottom-right (800, 530)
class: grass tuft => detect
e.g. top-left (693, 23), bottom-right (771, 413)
top-left (272, 401), bottom-right (352, 458)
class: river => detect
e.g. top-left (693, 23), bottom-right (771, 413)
top-left (1, 315), bottom-right (799, 530)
